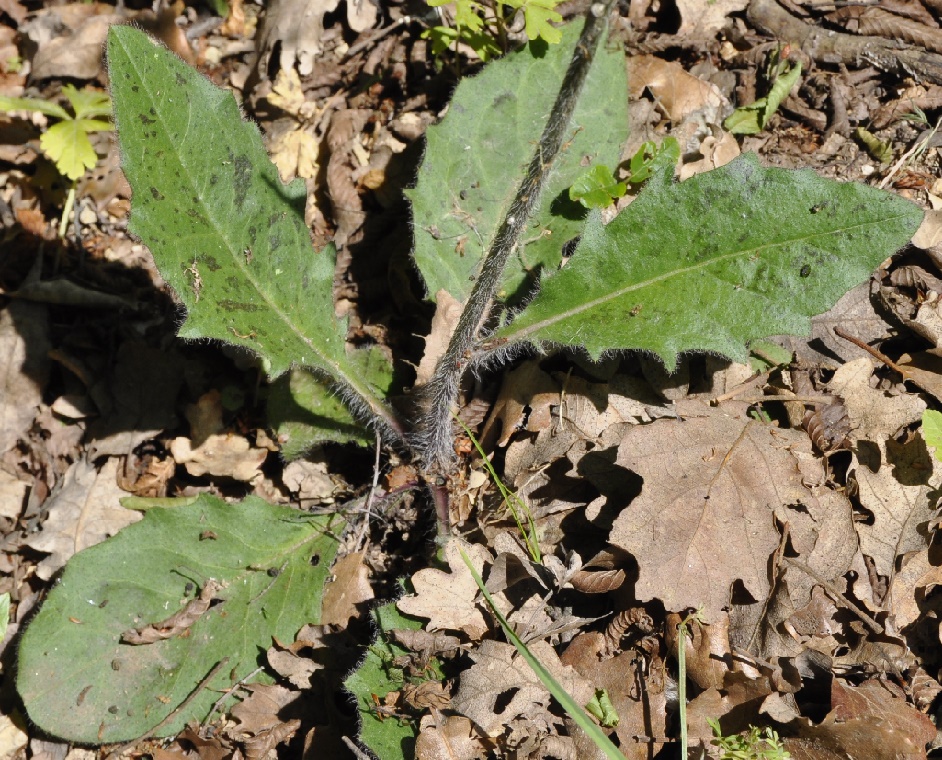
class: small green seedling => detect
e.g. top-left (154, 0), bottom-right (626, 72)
top-left (424, 0), bottom-right (563, 60)
top-left (625, 138), bottom-right (680, 185)
top-left (0, 84), bottom-right (112, 237)
top-left (585, 688), bottom-right (620, 728)
top-left (922, 410), bottom-right (942, 461)
top-left (569, 164), bottom-right (626, 208)
top-left (724, 60), bottom-right (801, 136)
top-left (855, 126), bottom-right (892, 164)
top-left (708, 719), bottom-right (791, 760)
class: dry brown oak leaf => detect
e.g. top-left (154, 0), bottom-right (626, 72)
top-left (609, 400), bottom-right (820, 622)
top-left (26, 458), bottom-right (141, 581)
top-left (397, 539), bottom-right (491, 640)
top-left (828, 358), bottom-right (939, 579)
top-left (452, 639), bottom-right (593, 737)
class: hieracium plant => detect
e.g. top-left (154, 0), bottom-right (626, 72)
top-left (15, 2), bottom-right (922, 754)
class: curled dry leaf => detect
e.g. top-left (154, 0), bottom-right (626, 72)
top-left (0, 300), bottom-right (50, 456)
top-left (120, 579), bottom-right (224, 645)
top-left (887, 550), bottom-right (942, 630)
top-left (415, 714), bottom-right (490, 760)
top-left (320, 550), bottom-right (375, 627)
top-left (791, 679), bottom-right (936, 759)
top-left (255, 0), bottom-right (340, 78)
top-left (569, 567), bottom-right (625, 593)
top-left (675, 0), bottom-right (749, 36)
top-left (243, 719), bottom-right (301, 760)
top-left (231, 683), bottom-right (299, 736)
top-left (416, 290), bottom-right (464, 386)
top-left (823, 358), bottom-right (937, 578)
top-left (391, 629), bottom-right (463, 660)
top-left (169, 433), bottom-right (269, 482)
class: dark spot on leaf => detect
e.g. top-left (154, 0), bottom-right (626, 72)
top-left (219, 300), bottom-right (261, 312)
top-left (800, 264), bottom-right (811, 278)
top-left (77, 686), bottom-right (92, 706)
top-left (108, 705), bottom-right (119, 715)
top-left (203, 255), bottom-right (221, 272)
top-left (131, 85), bottom-right (138, 92)
top-left (111, 659), bottom-right (121, 671)
top-left (210, 174), bottom-right (219, 185)
top-left (232, 154), bottom-right (252, 210)
top-left (150, 187), bottom-right (164, 201)
top-left (175, 73), bottom-right (186, 87)
top-left (138, 113), bottom-right (155, 126)
top-left (310, 554), bottom-right (320, 566)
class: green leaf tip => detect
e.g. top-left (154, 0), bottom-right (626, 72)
top-left (344, 597), bottom-right (431, 759)
top-left (497, 152), bottom-right (923, 367)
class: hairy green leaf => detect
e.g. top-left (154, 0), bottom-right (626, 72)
top-left (496, 153), bottom-right (923, 366)
top-left (267, 368), bottom-right (372, 459)
top-left (408, 21), bottom-right (627, 305)
top-left (107, 26), bottom-right (397, 434)
top-left (344, 598), bottom-right (432, 760)
top-left (18, 496), bottom-right (341, 743)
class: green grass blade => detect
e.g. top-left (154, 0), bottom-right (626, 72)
top-left (460, 549), bottom-right (626, 759)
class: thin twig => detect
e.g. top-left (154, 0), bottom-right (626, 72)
top-left (833, 326), bottom-right (909, 376)
top-left (346, 16), bottom-right (413, 58)
top-left (735, 394), bottom-right (838, 404)
top-left (209, 665), bottom-right (264, 718)
top-left (782, 556), bottom-right (884, 635)
top-left (354, 429), bottom-right (384, 551)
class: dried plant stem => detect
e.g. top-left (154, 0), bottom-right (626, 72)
top-left (415, 0), bottom-right (617, 484)
top-left (833, 326), bottom-right (909, 376)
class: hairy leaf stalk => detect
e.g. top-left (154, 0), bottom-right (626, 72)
top-left (415, 0), bottom-right (618, 485)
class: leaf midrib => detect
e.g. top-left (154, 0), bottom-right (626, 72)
top-left (501, 213), bottom-right (914, 342)
top-left (120, 35), bottom-right (356, 391)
